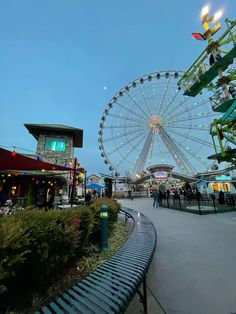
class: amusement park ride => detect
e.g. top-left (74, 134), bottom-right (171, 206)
top-left (98, 5), bottom-right (235, 179)
top-left (178, 5), bottom-right (236, 165)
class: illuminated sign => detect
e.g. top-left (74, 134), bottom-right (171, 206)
top-left (215, 175), bottom-right (231, 181)
top-left (45, 138), bottom-right (66, 152)
top-left (153, 171), bottom-right (167, 181)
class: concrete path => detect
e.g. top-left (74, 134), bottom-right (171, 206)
top-left (120, 198), bottom-right (236, 314)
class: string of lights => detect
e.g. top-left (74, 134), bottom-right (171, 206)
top-left (0, 143), bottom-right (36, 154)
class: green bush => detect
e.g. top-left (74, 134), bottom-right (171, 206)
top-left (0, 199), bottom-right (120, 312)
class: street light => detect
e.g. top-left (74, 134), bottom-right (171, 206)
top-left (192, 5), bottom-right (223, 41)
top-left (212, 10), bottom-right (223, 22)
top-left (70, 157), bottom-right (77, 207)
top-left (84, 170), bottom-right (87, 203)
top-left (201, 4), bottom-right (210, 20)
top-left (192, 5), bottom-right (230, 100)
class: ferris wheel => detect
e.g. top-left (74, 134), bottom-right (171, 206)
top-left (98, 70), bottom-right (220, 178)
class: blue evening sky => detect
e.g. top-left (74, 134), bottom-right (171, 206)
top-left (0, 0), bottom-right (235, 175)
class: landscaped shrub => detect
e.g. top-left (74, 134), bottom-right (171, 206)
top-left (0, 207), bottom-right (92, 310)
top-left (0, 199), bottom-right (120, 312)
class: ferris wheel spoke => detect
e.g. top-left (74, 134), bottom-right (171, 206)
top-left (125, 90), bottom-right (150, 118)
top-left (123, 126), bottom-right (150, 153)
top-left (115, 100), bottom-right (146, 120)
top-left (147, 132), bottom-right (156, 165)
top-left (164, 98), bottom-right (210, 120)
top-left (172, 138), bottom-right (210, 168)
top-left (133, 131), bottom-right (154, 174)
top-left (161, 88), bottom-right (180, 117)
top-left (173, 98), bottom-right (210, 119)
top-left (158, 76), bottom-right (171, 115)
top-left (115, 128), bottom-right (150, 168)
top-left (151, 132), bottom-right (166, 164)
top-left (152, 80), bottom-right (157, 97)
top-left (103, 123), bottom-right (143, 129)
top-left (161, 126), bottom-right (197, 173)
top-left (167, 113), bottom-right (219, 125)
top-left (166, 125), bottom-right (210, 131)
top-left (162, 95), bottom-right (191, 119)
top-left (106, 127), bottom-right (149, 156)
top-left (163, 127), bottom-right (216, 148)
top-left (156, 132), bottom-right (165, 159)
top-left (137, 83), bottom-right (153, 116)
top-left (108, 112), bottom-right (144, 124)
top-left (102, 127), bottom-right (144, 142)
top-left (158, 126), bottom-right (196, 174)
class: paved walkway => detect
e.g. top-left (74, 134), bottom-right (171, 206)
top-left (120, 198), bottom-right (236, 314)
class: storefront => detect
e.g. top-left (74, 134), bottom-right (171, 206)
top-left (197, 175), bottom-right (236, 194)
top-left (0, 172), bottom-right (66, 206)
top-left (0, 148), bottom-right (75, 206)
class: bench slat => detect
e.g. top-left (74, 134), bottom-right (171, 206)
top-left (49, 302), bottom-right (65, 314)
top-left (56, 296), bottom-right (79, 314)
top-left (98, 264), bottom-right (141, 284)
top-left (75, 282), bottom-right (120, 313)
top-left (62, 291), bottom-right (95, 313)
top-left (66, 288), bottom-right (107, 313)
top-left (81, 277), bottom-right (125, 308)
top-left (92, 268), bottom-right (135, 290)
top-left (89, 271), bottom-right (133, 298)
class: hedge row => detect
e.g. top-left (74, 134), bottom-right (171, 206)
top-left (0, 198), bottom-right (120, 311)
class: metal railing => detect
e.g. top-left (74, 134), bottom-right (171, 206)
top-left (159, 194), bottom-right (236, 214)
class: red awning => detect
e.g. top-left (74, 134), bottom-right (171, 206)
top-left (0, 148), bottom-right (73, 171)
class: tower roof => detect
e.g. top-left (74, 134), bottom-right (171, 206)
top-left (24, 124), bottom-right (83, 147)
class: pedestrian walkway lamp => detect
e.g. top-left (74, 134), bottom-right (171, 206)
top-left (100, 204), bottom-right (108, 251)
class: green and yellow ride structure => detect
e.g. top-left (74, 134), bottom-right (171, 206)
top-left (178, 5), bottom-right (236, 165)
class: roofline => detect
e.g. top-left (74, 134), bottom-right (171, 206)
top-left (24, 123), bottom-right (83, 148)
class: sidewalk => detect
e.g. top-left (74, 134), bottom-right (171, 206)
top-left (120, 198), bottom-right (236, 314)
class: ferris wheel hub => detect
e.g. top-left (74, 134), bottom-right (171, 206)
top-left (147, 114), bottom-right (164, 130)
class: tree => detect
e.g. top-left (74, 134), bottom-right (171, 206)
top-left (104, 178), bottom-right (112, 198)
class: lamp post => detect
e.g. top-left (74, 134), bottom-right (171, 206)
top-left (192, 5), bottom-right (230, 99)
top-left (100, 204), bottom-right (108, 251)
top-left (70, 157), bottom-right (77, 207)
top-left (114, 178), bottom-right (116, 197)
top-left (84, 170), bottom-right (87, 202)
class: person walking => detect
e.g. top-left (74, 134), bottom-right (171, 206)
top-left (153, 189), bottom-right (159, 208)
top-left (128, 190), bottom-right (133, 200)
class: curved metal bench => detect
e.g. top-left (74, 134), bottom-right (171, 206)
top-left (35, 207), bottom-right (157, 314)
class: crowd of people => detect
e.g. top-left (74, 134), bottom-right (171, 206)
top-left (85, 190), bottom-right (104, 204)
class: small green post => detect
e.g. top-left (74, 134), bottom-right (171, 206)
top-left (100, 204), bottom-right (108, 251)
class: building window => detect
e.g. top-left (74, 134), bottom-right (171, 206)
top-left (44, 138), bottom-right (66, 152)
top-left (212, 183), bottom-right (219, 192)
top-left (222, 183), bottom-right (229, 192)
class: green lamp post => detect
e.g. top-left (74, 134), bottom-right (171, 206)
top-left (100, 204), bottom-right (108, 251)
